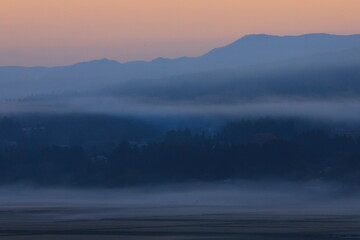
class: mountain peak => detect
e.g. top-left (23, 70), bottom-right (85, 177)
top-left (237, 33), bottom-right (360, 42)
top-left (153, 57), bottom-right (169, 62)
top-left (240, 34), bottom-right (275, 39)
top-left (74, 58), bottom-right (120, 66)
top-left (225, 34), bottom-right (281, 47)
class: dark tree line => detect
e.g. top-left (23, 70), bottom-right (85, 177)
top-left (0, 116), bottom-right (360, 187)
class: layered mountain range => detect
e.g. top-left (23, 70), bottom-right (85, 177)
top-left (1, 33), bottom-right (360, 100)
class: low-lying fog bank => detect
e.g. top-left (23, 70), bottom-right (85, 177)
top-left (0, 181), bottom-right (359, 219)
top-left (3, 96), bottom-right (360, 122)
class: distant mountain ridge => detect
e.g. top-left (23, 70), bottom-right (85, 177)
top-left (0, 33), bottom-right (360, 99)
top-left (51, 33), bottom-right (360, 68)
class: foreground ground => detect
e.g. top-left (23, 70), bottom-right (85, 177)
top-left (0, 183), bottom-right (359, 239)
top-left (1, 206), bottom-right (360, 239)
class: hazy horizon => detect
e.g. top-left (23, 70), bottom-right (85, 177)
top-left (3, 2), bottom-right (360, 239)
top-left (0, 32), bottom-right (359, 68)
top-left (2, 0), bottom-right (360, 66)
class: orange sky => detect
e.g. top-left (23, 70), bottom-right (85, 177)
top-left (1, 0), bottom-right (359, 66)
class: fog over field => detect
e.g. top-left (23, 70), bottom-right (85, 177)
top-left (2, 33), bottom-right (360, 239)
top-left (1, 182), bottom-right (360, 239)
top-left (3, 96), bottom-right (360, 123)
top-left (3, 0), bottom-right (360, 238)
top-left (0, 181), bottom-right (358, 217)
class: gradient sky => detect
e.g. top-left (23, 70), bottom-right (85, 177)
top-left (1, 0), bottom-right (360, 66)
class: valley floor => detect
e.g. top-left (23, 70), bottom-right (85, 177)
top-left (0, 206), bottom-right (359, 240)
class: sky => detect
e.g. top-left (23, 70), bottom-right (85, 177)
top-left (1, 0), bottom-right (360, 66)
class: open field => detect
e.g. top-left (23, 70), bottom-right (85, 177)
top-left (1, 209), bottom-right (360, 239)
top-left (0, 183), bottom-right (359, 239)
